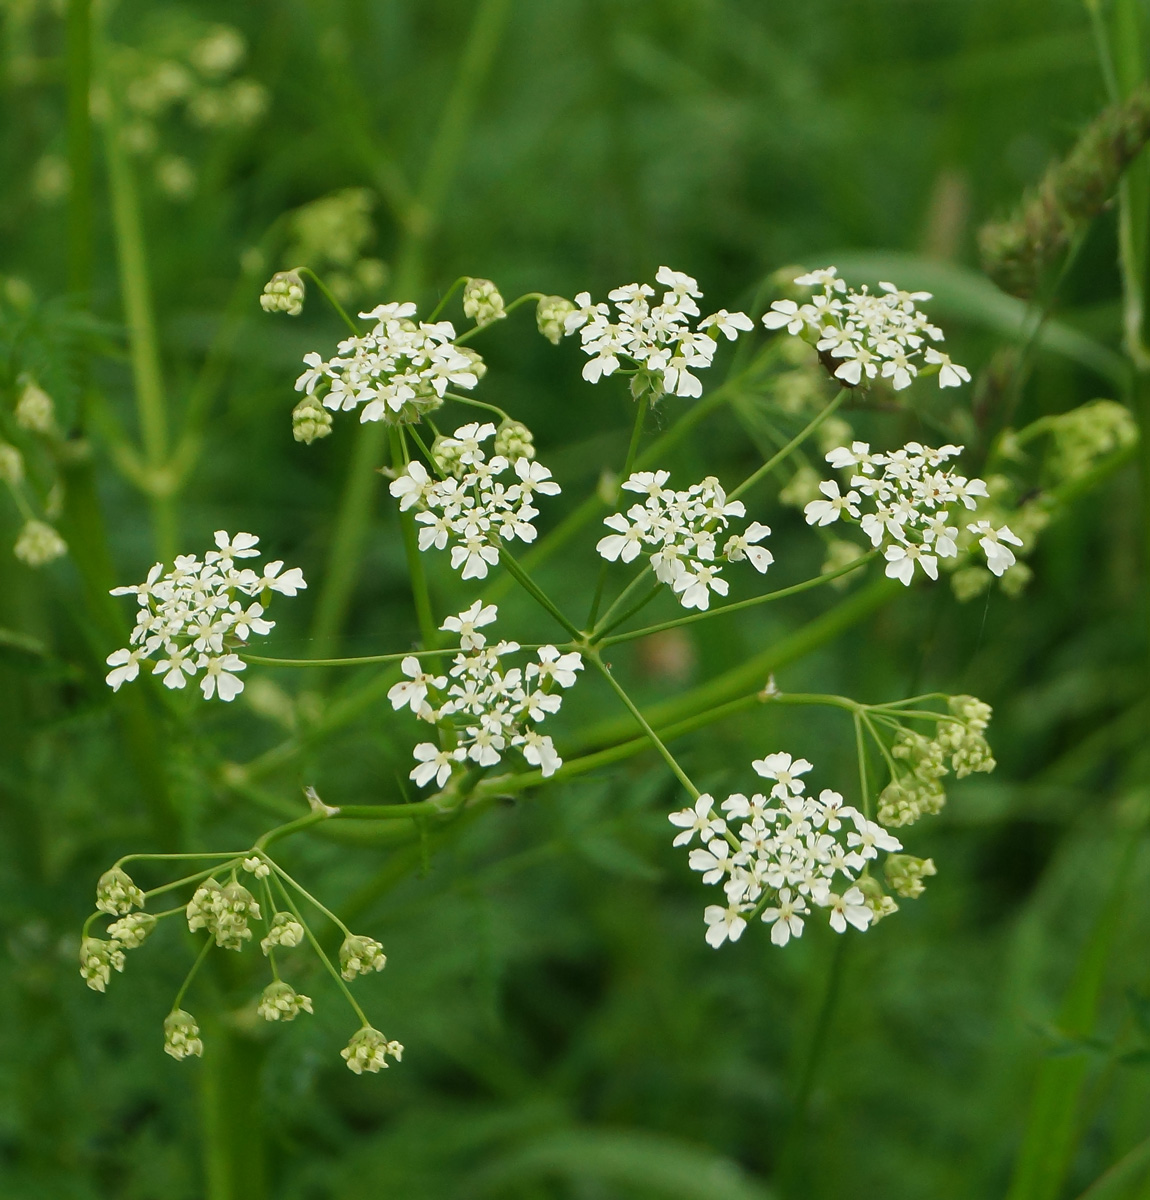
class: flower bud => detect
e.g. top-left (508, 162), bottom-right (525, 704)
top-left (493, 419), bottom-right (535, 461)
top-left (884, 854), bottom-right (937, 899)
top-left (15, 379), bottom-right (55, 435)
top-left (260, 270), bottom-right (305, 316)
top-left (80, 936), bottom-right (125, 991)
top-left (96, 866), bottom-right (146, 915)
top-left (536, 295), bottom-right (575, 344)
top-left (215, 881), bottom-right (261, 951)
top-left (462, 278), bottom-right (505, 327)
top-left (339, 934), bottom-right (386, 980)
top-left (14, 519), bottom-right (67, 567)
top-left (261, 911), bottom-right (305, 954)
top-left (431, 434), bottom-right (466, 479)
top-left (108, 912), bottom-right (157, 949)
top-left (0, 441), bottom-right (24, 487)
top-left (853, 874), bottom-right (899, 923)
top-left (163, 1009), bottom-right (203, 1060)
top-left (257, 980), bottom-right (313, 1021)
top-left (340, 1025), bottom-right (403, 1073)
top-left (291, 396), bottom-right (333, 444)
top-left (186, 878), bottom-right (223, 934)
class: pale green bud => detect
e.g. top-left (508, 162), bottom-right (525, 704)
top-left (258, 980), bottom-right (313, 1021)
top-left (261, 911), bottom-right (305, 954)
top-left (261, 269), bottom-right (305, 316)
top-left (884, 854), bottom-right (937, 899)
top-left (0, 442), bottom-right (24, 487)
top-left (493, 419), bottom-right (534, 461)
top-left (163, 1009), bottom-right (203, 1060)
top-left (951, 565), bottom-right (992, 603)
top-left (339, 934), bottom-right (386, 980)
top-left (96, 866), bottom-right (145, 916)
top-left (536, 295), bottom-right (576, 344)
top-left (292, 396), bottom-right (332, 444)
top-left (108, 912), bottom-right (157, 949)
top-left (431, 434), bottom-right (466, 478)
top-left (341, 1025), bottom-right (403, 1073)
top-left (15, 380), bottom-right (55, 435)
top-left (80, 936), bottom-right (125, 992)
top-left (462, 277), bottom-right (505, 327)
top-left (854, 874), bottom-right (899, 923)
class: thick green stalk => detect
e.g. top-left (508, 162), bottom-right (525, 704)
top-left (103, 108), bottom-right (176, 559)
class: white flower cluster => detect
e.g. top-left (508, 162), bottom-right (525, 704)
top-left (105, 531), bottom-right (306, 702)
top-left (295, 302), bottom-right (484, 426)
top-left (805, 441), bottom-right (1022, 584)
top-left (389, 423), bottom-right (560, 580)
top-left (563, 266), bottom-right (753, 398)
top-left (389, 602), bottom-right (583, 787)
top-left (763, 268), bottom-right (970, 390)
top-left (669, 752), bottom-right (903, 949)
top-left (597, 471), bottom-right (772, 610)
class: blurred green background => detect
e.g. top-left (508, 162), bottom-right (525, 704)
top-left (2, 0), bottom-right (1149, 1197)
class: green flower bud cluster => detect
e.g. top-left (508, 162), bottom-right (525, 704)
top-left (980, 83), bottom-right (1150, 297)
top-left (463, 277), bottom-right (506, 327)
top-left (431, 434), bottom-right (467, 478)
top-left (937, 695), bottom-right (996, 778)
top-left (536, 295), bottom-right (576, 344)
top-left (163, 1009), bottom-right (203, 1060)
top-left (0, 441), bottom-right (24, 487)
top-left (854, 874), bottom-right (899, 923)
top-left (260, 911), bottom-right (305, 954)
top-left (493, 419), bottom-right (535, 461)
top-left (108, 912), bottom-right (157, 949)
top-left (339, 934), bottom-right (387, 980)
top-left (341, 1026), bottom-right (403, 1074)
top-left (260, 269), bottom-right (305, 316)
top-left (186, 878), bottom-right (261, 950)
top-left (14, 519), bottom-right (67, 567)
top-left (96, 867), bottom-right (146, 916)
top-left (15, 379), bottom-right (55, 435)
top-left (292, 396), bottom-right (333, 444)
top-left (1047, 399), bottom-right (1138, 484)
top-left (80, 936), bottom-right (125, 992)
top-left (257, 981), bottom-right (313, 1021)
top-left (884, 854), bottom-right (937, 899)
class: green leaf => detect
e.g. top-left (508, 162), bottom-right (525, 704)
top-left (470, 1127), bottom-right (777, 1200)
top-left (1070, 1134), bottom-right (1150, 1200)
top-left (1127, 988), bottom-right (1150, 1038)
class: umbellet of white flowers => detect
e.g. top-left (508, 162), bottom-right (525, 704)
top-left (669, 752), bottom-right (904, 949)
top-left (388, 422), bottom-right (560, 581)
top-left (597, 471), bottom-right (772, 610)
top-left (295, 301), bottom-right (485, 427)
top-left (804, 440), bottom-right (1022, 584)
top-left (763, 267), bottom-right (970, 390)
top-left (389, 601), bottom-right (583, 786)
top-left (562, 266), bottom-right (753, 399)
top-left (104, 531), bottom-right (306, 701)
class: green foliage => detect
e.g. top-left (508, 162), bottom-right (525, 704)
top-left (1, 1), bottom-right (1149, 1199)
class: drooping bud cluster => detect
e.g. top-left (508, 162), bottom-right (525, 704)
top-left (669, 752), bottom-right (904, 949)
top-left (562, 266), bottom-right (753, 398)
top-left (339, 934), bottom-right (387, 980)
top-left (389, 602), bottom-right (583, 786)
top-left (806, 441), bottom-right (1023, 584)
top-left (462, 277), bottom-right (505, 327)
top-left (186, 878), bottom-right (262, 950)
top-left (291, 396), bottom-right (333, 444)
top-left (108, 912), bottom-right (157, 949)
top-left (536, 294), bottom-right (576, 344)
top-left (341, 1026), bottom-right (404, 1074)
top-left (261, 911), bottom-right (305, 953)
top-left (884, 855), bottom-right (937, 899)
top-left (764, 268), bottom-right (968, 391)
top-left (96, 866), bottom-right (146, 915)
top-left (257, 981), bottom-right (313, 1021)
top-left (163, 1009), bottom-right (203, 1060)
top-left (80, 936), bottom-right (125, 992)
top-left (105, 530), bottom-right (306, 701)
top-left (389, 422), bottom-right (560, 581)
top-left (260, 269), bottom-right (305, 315)
top-left (597, 471), bottom-right (772, 611)
top-left (876, 697), bottom-right (996, 827)
top-left (295, 302), bottom-right (484, 427)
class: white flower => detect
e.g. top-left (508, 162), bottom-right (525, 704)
top-left (520, 730), bottom-right (562, 776)
top-left (105, 534), bottom-right (304, 701)
top-left (968, 521), bottom-right (1023, 576)
top-left (763, 270), bottom-right (967, 392)
top-left (704, 904), bottom-right (748, 948)
top-left (388, 656), bottom-right (447, 714)
top-left (700, 309), bottom-right (754, 340)
top-left (884, 542), bottom-right (938, 585)
top-left (440, 601), bottom-right (498, 650)
top-left (668, 794), bottom-right (722, 847)
top-left (828, 887), bottom-right (872, 933)
top-left (761, 888), bottom-right (808, 946)
top-left (751, 751), bottom-right (813, 796)
top-left (531, 646), bottom-right (584, 688)
top-left (409, 742), bottom-right (465, 788)
top-left (804, 480), bottom-right (861, 526)
top-left (688, 839), bottom-right (733, 885)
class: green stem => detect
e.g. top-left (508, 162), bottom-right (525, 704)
top-left (590, 563), bottom-right (655, 638)
top-left (728, 388), bottom-right (849, 502)
top-left (240, 649), bottom-right (445, 668)
top-left (427, 276), bottom-right (468, 321)
top-left (599, 552), bottom-right (876, 647)
top-left (268, 862), bottom-right (353, 938)
top-left (588, 651), bottom-right (700, 799)
top-left (296, 267), bottom-right (360, 336)
top-left (586, 393), bottom-right (649, 628)
top-left (854, 712), bottom-right (871, 818)
top-left (497, 545), bottom-right (583, 639)
top-left (593, 581), bottom-right (662, 642)
top-left (442, 392), bottom-right (511, 421)
top-left (103, 102), bottom-right (176, 559)
top-left (253, 809), bottom-right (334, 852)
top-left (171, 936), bottom-right (213, 1011)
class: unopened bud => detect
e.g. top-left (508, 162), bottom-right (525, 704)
top-left (292, 396), bottom-right (332, 444)
top-left (536, 295), bottom-right (575, 344)
top-left (260, 269), bottom-right (305, 316)
top-left (462, 278), bottom-right (505, 327)
top-left (15, 379), bottom-right (55, 435)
